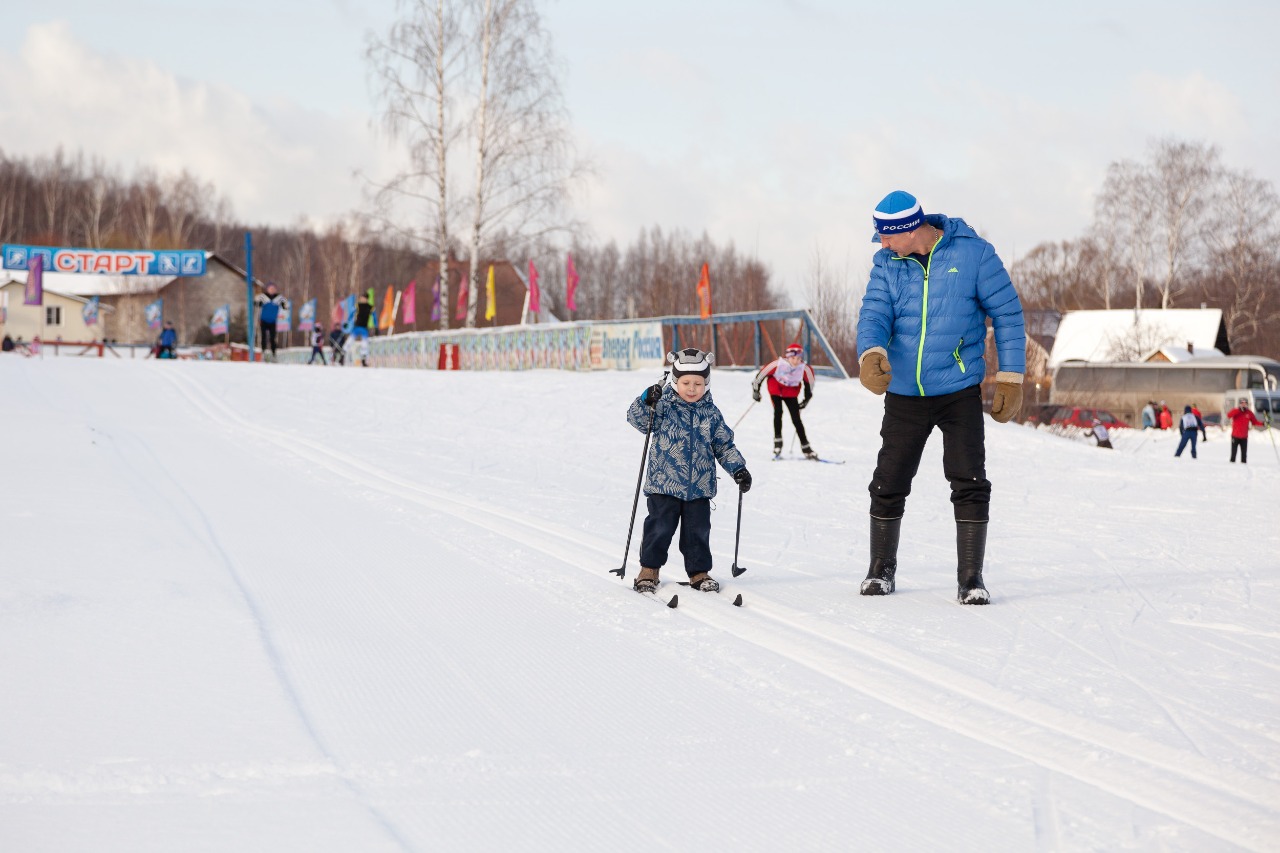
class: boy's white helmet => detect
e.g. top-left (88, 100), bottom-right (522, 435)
top-left (668, 348), bottom-right (714, 384)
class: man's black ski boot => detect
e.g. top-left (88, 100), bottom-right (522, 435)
top-left (860, 515), bottom-right (901, 595)
top-left (633, 566), bottom-right (660, 594)
top-left (772, 437), bottom-right (783, 458)
top-left (957, 521), bottom-right (990, 605)
top-left (801, 443), bottom-right (819, 460)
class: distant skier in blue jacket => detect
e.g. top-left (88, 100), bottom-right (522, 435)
top-left (626, 348), bottom-right (751, 595)
top-left (254, 283), bottom-right (287, 361)
top-left (855, 191), bottom-right (1026, 605)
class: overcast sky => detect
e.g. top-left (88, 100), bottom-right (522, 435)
top-left (2, 1), bottom-right (1277, 299)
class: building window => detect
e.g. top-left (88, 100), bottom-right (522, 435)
top-left (45, 306), bottom-right (62, 326)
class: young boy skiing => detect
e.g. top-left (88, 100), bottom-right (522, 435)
top-left (626, 348), bottom-right (752, 594)
top-left (752, 343), bottom-right (817, 459)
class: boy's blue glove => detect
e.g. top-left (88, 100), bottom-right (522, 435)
top-left (643, 383), bottom-right (664, 406)
top-left (733, 468), bottom-right (752, 493)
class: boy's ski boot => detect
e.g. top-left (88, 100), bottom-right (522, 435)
top-left (633, 566), bottom-right (660, 594)
top-left (801, 442), bottom-right (819, 460)
top-left (860, 516), bottom-right (901, 595)
top-left (773, 437), bottom-right (783, 459)
top-left (688, 572), bottom-right (720, 592)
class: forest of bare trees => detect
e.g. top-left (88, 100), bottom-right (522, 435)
top-left (0, 148), bottom-right (786, 337)
top-left (1012, 139), bottom-right (1280, 358)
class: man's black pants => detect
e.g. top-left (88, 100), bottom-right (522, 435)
top-left (639, 494), bottom-right (712, 576)
top-left (1231, 436), bottom-right (1249, 463)
top-left (869, 385), bottom-right (991, 522)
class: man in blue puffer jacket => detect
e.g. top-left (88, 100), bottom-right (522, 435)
top-left (856, 190), bottom-right (1026, 605)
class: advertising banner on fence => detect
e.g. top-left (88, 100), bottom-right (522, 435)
top-left (3, 243), bottom-right (206, 276)
top-left (589, 321), bottom-right (664, 370)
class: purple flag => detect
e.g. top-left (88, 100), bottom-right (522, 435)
top-left (431, 276), bottom-right (442, 322)
top-left (24, 254), bottom-right (43, 305)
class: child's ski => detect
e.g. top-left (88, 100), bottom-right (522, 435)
top-left (676, 582), bottom-right (743, 607)
top-left (633, 585), bottom-right (678, 608)
top-left (772, 455), bottom-right (845, 465)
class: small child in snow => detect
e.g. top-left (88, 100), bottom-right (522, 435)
top-left (626, 348), bottom-right (751, 594)
top-left (752, 343), bottom-right (817, 458)
top-left (1091, 418), bottom-right (1113, 449)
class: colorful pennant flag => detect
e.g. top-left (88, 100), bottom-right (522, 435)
top-left (339, 294), bottom-right (357, 333)
top-left (402, 280), bottom-right (417, 325)
top-left (298, 298), bottom-right (317, 331)
top-left (485, 264), bottom-right (496, 322)
top-left (24, 254), bottom-right (43, 305)
top-left (431, 276), bottom-right (441, 322)
top-left (456, 269), bottom-right (469, 322)
top-left (528, 260), bottom-right (540, 315)
top-left (367, 288), bottom-right (377, 329)
top-left (82, 295), bottom-right (100, 326)
top-left (276, 299), bottom-right (292, 332)
top-left (144, 298), bottom-right (163, 330)
top-left (209, 304), bottom-right (230, 335)
top-left (379, 285), bottom-right (396, 330)
top-left (696, 262), bottom-right (712, 319)
top-left (566, 253), bottom-right (579, 312)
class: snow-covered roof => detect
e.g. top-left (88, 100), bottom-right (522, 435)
top-left (0, 278), bottom-right (113, 307)
top-left (1047, 309), bottom-right (1224, 367)
top-left (2, 267), bottom-right (179, 296)
top-left (1146, 345), bottom-right (1226, 363)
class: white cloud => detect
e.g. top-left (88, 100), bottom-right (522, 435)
top-left (0, 21), bottom-right (394, 227)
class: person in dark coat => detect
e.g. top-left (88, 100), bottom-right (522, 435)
top-left (254, 283), bottom-right (287, 361)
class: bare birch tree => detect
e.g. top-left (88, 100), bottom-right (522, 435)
top-left (1148, 139), bottom-right (1218, 309)
top-left (462, 0), bottom-right (582, 327)
top-left (367, 0), bottom-right (468, 329)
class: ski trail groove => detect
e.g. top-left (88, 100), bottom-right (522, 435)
top-left (163, 370), bottom-right (1280, 850)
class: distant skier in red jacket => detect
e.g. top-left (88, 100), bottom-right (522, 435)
top-left (1226, 401), bottom-right (1264, 463)
top-left (752, 344), bottom-right (817, 459)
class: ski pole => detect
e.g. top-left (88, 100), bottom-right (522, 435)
top-left (731, 399), bottom-right (756, 430)
top-left (730, 487), bottom-right (747, 577)
top-left (612, 371), bottom-right (668, 579)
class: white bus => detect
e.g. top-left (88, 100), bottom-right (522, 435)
top-left (1050, 356), bottom-right (1280, 425)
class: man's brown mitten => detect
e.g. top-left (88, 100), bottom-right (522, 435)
top-left (990, 373), bottom-right (1024, 423)
top-left (858, 349), bottom-right (891, 395)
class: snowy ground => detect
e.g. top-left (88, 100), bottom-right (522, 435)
top-left (2, 355), bottom-right (1277, 853)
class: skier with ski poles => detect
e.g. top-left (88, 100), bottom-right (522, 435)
top-left (856, 190), bottom-right (1026, 605)
top-left (752, 343), bottom-right (817, 459)
top-left (624, 348), bottom-right (751, 595)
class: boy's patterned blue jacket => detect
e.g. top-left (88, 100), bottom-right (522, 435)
top-left (626, 385), bottom-right (746, 501)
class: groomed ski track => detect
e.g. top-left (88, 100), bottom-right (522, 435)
top-left (3, 358), bottom-right (1277, 853)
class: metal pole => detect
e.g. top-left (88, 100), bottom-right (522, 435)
top-left (244, 231), bottom-right (255, 360)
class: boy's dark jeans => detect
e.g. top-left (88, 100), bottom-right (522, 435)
top-left (869, 385), bottom-right (991, 522)
top-left (639, 494), bottom-right (712, 576)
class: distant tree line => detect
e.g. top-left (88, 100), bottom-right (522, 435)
top-left (1012, 138), bottom-right (1280, 359)
top-left (0, 148), bottom-right (788, 339)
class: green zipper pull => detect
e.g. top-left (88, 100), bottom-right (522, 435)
top-left (953, 338), bottom-right (967, 373)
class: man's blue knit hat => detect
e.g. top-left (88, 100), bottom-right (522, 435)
top-left (871, 190), bottom-right (924, 239)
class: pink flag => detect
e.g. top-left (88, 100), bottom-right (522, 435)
top-left (24, 254), bottom-right (43, 306)
top-left (455, 271), bottom-right (469, 321)
top-left (431, 276), bottom-right (441, 322)
top-left (402, 280), bottom-right (417, 325)
top-left (528, 260), bottom-right (540, 314)
top-left (566, 253), bottom-right (579, 312)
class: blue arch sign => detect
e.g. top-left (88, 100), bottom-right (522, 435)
top-left (3, 243), bottom-right (206, 276)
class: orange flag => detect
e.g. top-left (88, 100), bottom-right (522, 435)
top-left (379, 285), bottom-right (396, 330)
top-left (696, 263), bottom-right (712, 319)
